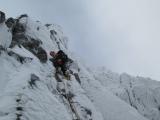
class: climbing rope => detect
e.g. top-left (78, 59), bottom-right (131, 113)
top-left (55, 72), bottom-right (81, 120)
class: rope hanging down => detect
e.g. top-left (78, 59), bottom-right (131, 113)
top-left (55, 72), bottom-right (81, 120)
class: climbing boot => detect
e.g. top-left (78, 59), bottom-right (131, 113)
top-left (64, 71), bottom-right (71, 80)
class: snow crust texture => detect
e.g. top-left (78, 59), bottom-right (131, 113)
top-left (92, 68), bottom-right (160, 120)
top-left (0, 13), bottom-right (157, 120)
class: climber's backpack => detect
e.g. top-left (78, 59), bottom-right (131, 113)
top-left (56, 50), bottom-right (68, 64)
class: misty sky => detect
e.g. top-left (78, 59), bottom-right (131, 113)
top-left (1, 0), bottom-right (160, 80)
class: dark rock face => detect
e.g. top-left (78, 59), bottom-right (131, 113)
top-left (15, 94), bottom-right (24, 120)
top-left (9, 15), bottom-right (27, 46)
top-left (11, 34), bottom-right (47, 63)
top-left (5, 17), bottom-right (15, 28)
top-left (12, 22), bottom-right (25, 35)
top-left (7, 51), bottom-right (33, 63)
top-left (74, 73), bottom-right (81, 84)
top-left (50, 30), bottom-right (57, 35)
top-left (18, 14), bottom-right (28, 20)
top-left (0, 13), bottom-right (47, 63)
top-left (0, 11), bottom-right (5, 23)
top-left (0, 45), bottom-right (5, 51)
top-left (45, 24), bottom-right (51, 27)
top-left (35, 47), bottom-right (47, 63)
top-left (9, 15), bottom-right (48, 63)
top-left (0, 45), bottom-right (6, 55)
top-left (31, 74), bottom-right (40, 81)
top-left (11, 34), bottom-right (28, 47)
top-left (84, 108), bottom-right (92, 116)
top-left (29, 74), bottom-right (40, 89)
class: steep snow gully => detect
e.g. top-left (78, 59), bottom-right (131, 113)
top-left (0, 12), bottom-right (160, 120)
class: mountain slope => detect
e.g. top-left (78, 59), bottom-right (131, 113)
top-left (0, 12), bottom-right (150, 120)
top-left (92, 67), bottom-right (160, 120)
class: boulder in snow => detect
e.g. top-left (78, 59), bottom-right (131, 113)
top-left (10, 17), bottom-right (48, 63)
top-left (7, 50), bottom-right (33, 63)
top-left (5, 17), bottom-right (15, 28)
top-left (28, 74), bottom-right (40, 89)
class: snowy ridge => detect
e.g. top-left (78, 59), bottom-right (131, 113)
top-left (92, 67), bottom-right (160, 120)
top-left (0, 13), bottom-right (151, 120)
top-left (0, 22), bottom-right (12, 48)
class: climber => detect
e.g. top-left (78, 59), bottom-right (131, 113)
top-left (50, 50), bottom-right (71, 80)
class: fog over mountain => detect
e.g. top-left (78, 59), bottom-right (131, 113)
top-left (1, 0), bottom-right (160, 80)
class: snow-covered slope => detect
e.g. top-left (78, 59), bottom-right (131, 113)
top-left (0, 23), bottom-right (12, 48)
top-left (0, 12), bottom-right (153, 120)
top-left (92, 67), bottom-right (160, 120)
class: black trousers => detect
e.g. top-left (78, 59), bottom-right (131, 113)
top-left (54, 63), bottom-right (67, 75)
